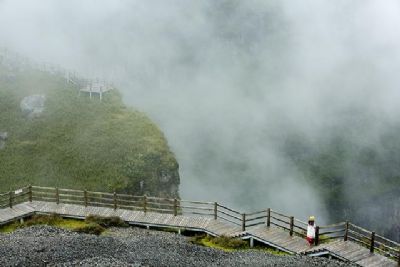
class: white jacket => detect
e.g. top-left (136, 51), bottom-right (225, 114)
top-left (307, 225), bottom-right (316, 238)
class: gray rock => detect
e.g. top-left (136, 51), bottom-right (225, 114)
top-left (0, 225), bottom-right (355, 267)
top-left (0, 132), bottom-right (8, 140)
top-left (20, 95), bottom-right (46, 118)
top-left (0, 132), bottom-right (7, 150)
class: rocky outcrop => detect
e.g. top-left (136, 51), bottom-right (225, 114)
top-left (20, 95), bottom-right (46, 118)
top-left (158, 169), bottom-right (180, 197)
top-left (0, 132), bottom-right (7, 150)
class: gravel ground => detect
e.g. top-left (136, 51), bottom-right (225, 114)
top-left (0, 226), bottom-right (356, 266)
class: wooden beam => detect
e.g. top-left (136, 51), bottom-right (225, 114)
top-left (55, 187), bottom-right (59, 204)
top-left (370, 232), bottom-right (375, 253)
top-left (242, 213), bottom-right (246, 231)
top-left (28, 185), bottom-right (32, 202)
top-left (314, 226), bottom-right (320, 246)
top-left (344, 221), bottom-right (349, 241)
top-left (214, 202), bottom-right (218, 220)
top-left (289, 216), bottom-right (294, 236)
top-left (267, 208), bottom-right (271, 227)
top-left (9, 191), bottom-right (13, 208)
top-left (113, 192), bottom-right (117, 210)
top-left (173, 198), bottom-right (178, 216)
top-left (84, 190), bottom-right (88, 207)
top-left (143, 195), bottom-right (147, 213)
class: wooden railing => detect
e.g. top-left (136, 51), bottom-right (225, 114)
top-left (0, 186), bottom-right (32, 209)
top-left (0, 185), bottom-right (399, 264)
top-left (241, 208), bottom-right (308, 237)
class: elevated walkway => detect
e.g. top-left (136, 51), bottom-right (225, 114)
top-left (0, 186), bottom-right (398, 267)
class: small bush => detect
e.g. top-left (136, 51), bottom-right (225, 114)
top-left (24, 214), bottom-right (62, 227)
top-left (85, 215), bottom-right (128, 228)
top-left (189, 234), bottom-right (206, 245)
top-left (74, 223), bottom-right (105, 235)
top-left (189, 234), bottom-right (248, 250)
top-left (211, 236), bottom-right (248, 249)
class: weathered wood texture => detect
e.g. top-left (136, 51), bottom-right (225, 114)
top-left (0, 185), bottom-right (398, 267)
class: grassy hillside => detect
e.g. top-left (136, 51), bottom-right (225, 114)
top-left (0, 65), bottom-right (179, 197)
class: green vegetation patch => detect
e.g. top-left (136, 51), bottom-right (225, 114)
top-left (85, 214), bottom-right (128, 228)
top-left (190, 235), bottom-right (248, 251)
top-left (189, 234), bottom-right (289, 255)
top-left (0, 214), bottom-right (88, 233)
top-left (0, 214), bottom-right (129, 236)
top-left (0, 67), bottom-right (179, 197)
top-left (74, 222), bottom-right (105, 235)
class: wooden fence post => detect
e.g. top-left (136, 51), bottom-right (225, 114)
top-left (28, 185), bottom-right (32, 202)
top-left (397, 247), bottom-right (400, 266)
top-left (214, 202), bottom-right (218, 220)
top-left (289, 216), bottom-right (294, 236)
top-left (84, 190), bottom-right (88, 207)
top-left (113, 192), bottom-right (117, 210)
top-left (242, 214), bottom-right (246, 231)
top-left (344, 221), bottom-right (349, 241)
top-left (143, 195), bottom-right (147, 213)
top-left (9, 191), bottom-right (13, 208)
top-left (314, 226), bottom-right (320, 246)
top-left (173, 198), bottom-right (178, 216)
top-left (55, 187), bottom-right (59, 204)
top-left (267, 208), bottom-right (271, 227)
top-left (370, 232), bottom-right (375, 253)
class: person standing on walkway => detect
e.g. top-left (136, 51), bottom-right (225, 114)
top-left (306, 216), bottom-right (316, 246)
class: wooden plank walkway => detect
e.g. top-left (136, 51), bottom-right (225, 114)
top-left (0, 200), bottom-right (398, 267)
top-left (304, 240), bottom-right (398, 267)
top-left (243, 225), bottom-right (311, 253)
top-left (29, 201), bottom-right (241, 237)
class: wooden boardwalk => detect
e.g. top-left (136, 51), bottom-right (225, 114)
top-left (305, 240), bottom-right (398, 267)
top-left (0, 186), bottom-right (398, 267)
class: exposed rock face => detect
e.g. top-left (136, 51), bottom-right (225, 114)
top-left (159, 169), bottom-right (180, 197)
top-left (0, 132), bottom-right (7, 150)
top-left (20, 95), bottom-right (46, 118)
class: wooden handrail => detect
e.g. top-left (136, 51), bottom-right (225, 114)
top-left (245, 209), bottom-right (267, 216)
top-left (3, 184), bottom-right (400, 261)
top-left (319, 222), bottom-right (346, 229)
top-left (217, 204), bottom-right (241, 215)
top-left (270, 209), bottom-right (291, 218)
top-left (217, 209), bottom-right (242, 221)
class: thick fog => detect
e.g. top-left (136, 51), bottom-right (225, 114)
top-left (1, 0), bottom-right (400, 221)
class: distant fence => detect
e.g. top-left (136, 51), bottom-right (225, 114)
top-left (0, 47), bottom-right (114, 94)
top-left (0, 185), bottom-right (399, 263)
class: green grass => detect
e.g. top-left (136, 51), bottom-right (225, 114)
top-left (0, 214), bottom-right (88, 233)
top-left (189, 234), bottom-right (288, 255)
top-left (0, 66), bottom-right (179, 197)
top-left (0, 214), bottom-right (129, 236)
top-left (85, 214), bottom-right (128, 228)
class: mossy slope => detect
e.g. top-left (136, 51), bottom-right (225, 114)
top-left (0, 66), bottom-right (179, 196)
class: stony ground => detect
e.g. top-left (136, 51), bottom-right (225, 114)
top-left (0, 226), bottom-right (355, 266)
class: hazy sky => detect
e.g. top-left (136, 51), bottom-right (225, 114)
top-left (1, 0), bottom-right (400, 221)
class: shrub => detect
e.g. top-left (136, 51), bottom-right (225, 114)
top-left (189, 234), bottom-right (248, 250)
top-left (24, 214), bottom-right (62, 227)
top-left (85, 215), bottom-right (128, 228)
top-left (211, 236), bottom-right (248, 249)
top-left (189, 234), bottom-right (206, 245)
top-left (74, 223), bottom-right (105, 235)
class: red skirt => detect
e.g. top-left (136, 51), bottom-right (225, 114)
top-left (306, 236), bottom-right (314, 245)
